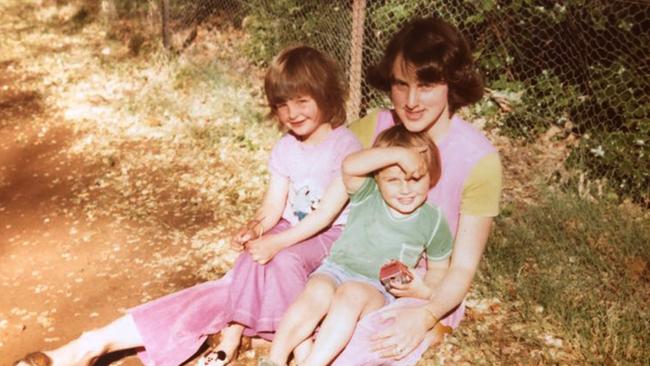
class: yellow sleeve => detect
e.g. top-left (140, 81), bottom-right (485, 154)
top-left (347, 109), bottom-right (381, 149)
top-left (460, 153), bottom-right (502, 217)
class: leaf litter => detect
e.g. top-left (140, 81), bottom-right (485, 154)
top-left (0, 1), bottom-right (586, 365)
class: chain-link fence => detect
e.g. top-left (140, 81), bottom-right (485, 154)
top-left (101, 0), bottom-right (649, 205)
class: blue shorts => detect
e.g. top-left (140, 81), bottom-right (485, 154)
top-left (312, 260), bottom-right (395, 304)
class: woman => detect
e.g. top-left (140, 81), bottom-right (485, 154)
top-left (335, 16), bottom-right (502, 365)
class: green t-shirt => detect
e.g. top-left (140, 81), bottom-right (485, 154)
top-left (327, 178), bottom-right (453, 280)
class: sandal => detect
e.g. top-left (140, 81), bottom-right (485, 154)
top-left (13, 352), bottom-right (52, 366)
top-left (197, 349), bottom-right (227, 366)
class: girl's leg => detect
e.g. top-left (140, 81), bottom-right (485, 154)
top-left (301, 282), bottom-right (385, 366)
top-left (209, 323), bottom-right (245, 364)
top-left (42, 314), bottom-right (143, 366)
top-left (268, 275), bottom-right (336, 366)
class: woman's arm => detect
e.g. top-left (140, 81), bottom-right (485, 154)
top-left (245, 176), bottom-right (349, 264)
top-left (371, 214), bottom-right (493, 359)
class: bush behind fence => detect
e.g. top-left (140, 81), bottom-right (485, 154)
top-left (103, 0), bottom-right (649, 205)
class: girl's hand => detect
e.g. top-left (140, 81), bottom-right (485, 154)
top-left (387, 270), bottom-right (432, 299)
top-left (246, 234), bottom-right (282, 264)
top-left (396, 146), bottom-right (428, 180)
top-left (371, 305), bottom-right (435, 360)
top-left (231, 219), bottom-right (264, 251)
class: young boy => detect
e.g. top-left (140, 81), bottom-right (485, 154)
top-left (264, 124), bottom-right (453, 366)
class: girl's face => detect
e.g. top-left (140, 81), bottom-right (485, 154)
top-left (275, 95), bottom-right (328, 143)
top-left (390, 55), bottom-right (450, 135)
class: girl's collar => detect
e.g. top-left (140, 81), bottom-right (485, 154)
top-left (295, 123), bottom-right (340, 147)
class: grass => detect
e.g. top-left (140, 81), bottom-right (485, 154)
top-left (479, 191), bottom-right (649, 364)
top-left (9, 1), bottom-right (647, 363)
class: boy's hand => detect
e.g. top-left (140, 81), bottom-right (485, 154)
top-left (387, 269), bottom-right (433, 299)
top-left (246, 234), bottom-right (282, 264)
top-left (396, 146), bottom-right (429, 180)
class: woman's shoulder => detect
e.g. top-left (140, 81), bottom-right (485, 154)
top-left (348, 109), bottom-right (391, 148)
top-left (332, 125), bottom-right (363, 147)
top-left (448, 116), bottom-right (497, 154)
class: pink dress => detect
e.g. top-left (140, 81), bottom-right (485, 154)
top-left (333, 110), bottom-right (499, 365)
top-left (130, 126), bottom-right (361, 366)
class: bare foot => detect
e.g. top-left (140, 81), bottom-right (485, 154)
top-left (199, 324), bottom-right (244, 365)
top-left (40, 332), bottom-right (105, 366)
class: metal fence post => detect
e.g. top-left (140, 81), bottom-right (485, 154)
top-left (347, 0), bottom-right (366, 124)
top-left (161, 0), bottom-right (171, 49)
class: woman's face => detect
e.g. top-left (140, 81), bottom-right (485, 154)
top-left (390, 55), bottom-right (450, 134)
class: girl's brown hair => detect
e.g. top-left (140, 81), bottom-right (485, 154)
top-left (367, 17), bottom-right (484, 115)
top-left (373, 124), bottom-right (441, 188)
top-left (264, 45), bottom-right (347, 128)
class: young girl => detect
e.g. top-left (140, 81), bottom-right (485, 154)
top-left (264, 124), bottom-right (453, 366)
top-left (14, 45), bottom-right (361, 366)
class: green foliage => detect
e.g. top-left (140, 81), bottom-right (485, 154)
top-left (498, 71), bottom-right (582, 140)
top-left (356, 0), bottom-right (649, 202)
top-left (568, 130), bottom-right (649, 205)
top-left (483, 192), bottom-right (650, 364)
top-left (241, 0), bottom-right (351, 65)
top-left (464, 1), bottom-right (648, 201)
top-left (158, 0), bottom-right (647, 201)
top-left (110, 0), bottom-right (150, 18)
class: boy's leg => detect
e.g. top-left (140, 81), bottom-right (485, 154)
top-left (301, 282), bottom-right (385, 366)
top-left (293, 338), bottom-right (313, 365)
top-left (268, 275), bottom-right (336, 365)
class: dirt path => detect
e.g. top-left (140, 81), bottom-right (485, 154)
top-left (0, 3), bottom-right (209, 365)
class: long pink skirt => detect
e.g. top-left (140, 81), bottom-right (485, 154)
top-left (129, 220), bottom-right (342, 366)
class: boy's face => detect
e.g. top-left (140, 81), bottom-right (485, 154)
top-left (376, 165), bottom-right (430, 216)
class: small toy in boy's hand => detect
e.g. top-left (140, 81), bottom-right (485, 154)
top-left (379, 260), bottom-right (413, 287)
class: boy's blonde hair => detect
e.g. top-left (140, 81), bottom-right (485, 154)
top-left (264, 45), bottom-right (347, 129)
top-left (373, 124), bottom-right (441, 187)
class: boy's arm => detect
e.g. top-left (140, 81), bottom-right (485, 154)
top-left (387, 257), bottom-right (449, 300)
top-left (342, 146), bottom-right (427, 193)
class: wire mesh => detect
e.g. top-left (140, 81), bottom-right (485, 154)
top-left (108, 0), bottom-right (649, 204)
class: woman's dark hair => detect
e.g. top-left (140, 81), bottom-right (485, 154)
top-left (265, 45), bottom-right (347, 128)
top-left (367, 17), bottom-right (484, 114)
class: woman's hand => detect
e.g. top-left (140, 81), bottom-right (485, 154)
top-left (371, 305), bottom-right (436, 360)
top-left (387, 270), bottom-right (432, 299)
top-left (245, 234), bottom-right (282, 264)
